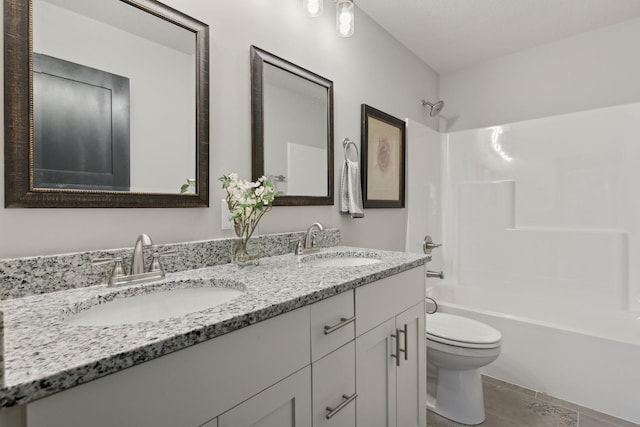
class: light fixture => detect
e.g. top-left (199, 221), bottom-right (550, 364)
top-left (304, 0), bottom-right (355, 37)
top-left (303, 0), bottom-right (323, 17)
top-left (336, 0), bottom-right (355, 37)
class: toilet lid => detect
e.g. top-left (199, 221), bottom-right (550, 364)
top-left (426, 312), bottom-right (502, 345)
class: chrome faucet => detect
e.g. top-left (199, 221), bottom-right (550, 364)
top-left (131, 233), bottom-right (153, 275)
top-left (92, 233), bottom-right (175, 287)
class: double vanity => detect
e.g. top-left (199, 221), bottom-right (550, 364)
top-left (0, 234), bottom-right (428, 427)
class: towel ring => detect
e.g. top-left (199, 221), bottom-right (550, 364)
top-left (342, 137), bottom-right (359, 162)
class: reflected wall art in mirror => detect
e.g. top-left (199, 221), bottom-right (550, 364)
top-left (250, 46), bottom-right (334, 206)
top-left (4, 0), bottom-right (209, 207)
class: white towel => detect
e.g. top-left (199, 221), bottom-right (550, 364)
top-left (340, 159), bottom-right (364, 218)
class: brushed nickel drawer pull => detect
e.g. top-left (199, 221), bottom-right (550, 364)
top-left (325, 392), bottom-right (357, 419)
top-left (400, 323), bottom-right (408, 361)
top-left (324, 315), bottom-right (356, 335)
top-left (391, 330), bottom-right (401, 366)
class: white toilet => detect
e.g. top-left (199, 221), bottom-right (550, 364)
top-left (426, 312), bottom-right (502, 425)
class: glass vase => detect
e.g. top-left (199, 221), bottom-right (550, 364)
top-left (232, 222), bottom-right (260, 267)
top-left (232, 238), bottom-right (260, 267)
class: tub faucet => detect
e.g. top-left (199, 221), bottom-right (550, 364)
top-left (131, 233), bottom-right (153, 274)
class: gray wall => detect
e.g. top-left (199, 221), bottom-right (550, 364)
top-left (440, 17), bottom-right (640, 132)
top-left (0, 0), bottom-right (439, 258)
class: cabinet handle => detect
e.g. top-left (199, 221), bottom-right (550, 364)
top-left (325, 392), bottom-right (357, 419)
top-left (400, 323), bottom-right (408, 361)
top-left (391, 324), bottom-right (408, 366)
top-left (324, 315), bottom-right (356, 335)
top-left (391, 330), bottom-right (401, 366)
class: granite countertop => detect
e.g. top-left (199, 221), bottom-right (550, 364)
top-left (0, 246), bottom-right (428, 408)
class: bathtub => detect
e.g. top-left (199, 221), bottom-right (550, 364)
top-left (427, 283), bottom-right (640, 424)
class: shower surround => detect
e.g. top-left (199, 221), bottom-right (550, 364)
top-left (443, 102), bottom-right (639, 312)
top-left (413, 102), bottom-right (640, 423)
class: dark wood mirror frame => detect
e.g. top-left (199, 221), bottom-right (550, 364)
top-left (4, 0), bottom-right (210, 208)
top-left (250, 45), bottom-right (334, 206)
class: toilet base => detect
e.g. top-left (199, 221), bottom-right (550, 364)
top-left (426, 368), bottom-right (485, 425)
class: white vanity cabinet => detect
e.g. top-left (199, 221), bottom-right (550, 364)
top-left (354, 267), bottom-right (426, 427)
top-left (17, 265), bottom-right (424, 427)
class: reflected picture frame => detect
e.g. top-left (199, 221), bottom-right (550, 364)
top-left (360, 104), bottom-right (405, 208)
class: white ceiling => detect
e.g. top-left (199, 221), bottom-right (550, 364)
top-left (356, 0), bottom-right (640, 73)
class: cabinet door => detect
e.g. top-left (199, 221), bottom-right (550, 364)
top-left (218, 366), bottom-right (311, 427)
top-left (395, 302), bottom-right (426, 427)
top-left (313, 341), bottom-right (356, 427)
top-left (355, 318), bottom-right (396, 427)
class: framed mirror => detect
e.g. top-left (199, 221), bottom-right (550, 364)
top-left (4, 0), bottom-right (209, 207)
top-left (250, 46), bottom-right (334, 206)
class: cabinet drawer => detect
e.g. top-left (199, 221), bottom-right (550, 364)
top-left (312, 342), bottom-right (356, 427)
top-left (355, 267), bottom-right (424, 336)
top-left (310, 291), bottom-right (355, 362)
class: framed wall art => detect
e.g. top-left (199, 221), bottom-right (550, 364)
top-left (360, 104), bottom-right (406, 208)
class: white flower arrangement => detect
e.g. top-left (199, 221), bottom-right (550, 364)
top-left (219, 173), bottom-right (276, 262)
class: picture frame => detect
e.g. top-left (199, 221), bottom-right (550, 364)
top-left (360, 104), bottom-right (406, 208)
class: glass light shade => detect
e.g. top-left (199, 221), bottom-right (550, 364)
top-left (336, 0), bottom-right (354, 37)
top-left (303, 0), bottom-right (323, 17)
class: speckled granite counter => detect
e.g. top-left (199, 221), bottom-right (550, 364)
top-left (0, 246), bottom-right (428, 408)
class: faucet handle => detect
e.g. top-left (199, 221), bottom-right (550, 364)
top-left (289, 237), bottom-right (304, 255)
top-left (149, 250), bottom-right (177, 273)
top-left (91, 257), bottom-right (126, 286)
top-left (423, 235), bottom-right (442, 254)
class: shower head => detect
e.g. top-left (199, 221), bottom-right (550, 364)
top-left (421, 100), bottom-right (445, 117)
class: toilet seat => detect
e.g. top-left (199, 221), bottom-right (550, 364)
top-left (426, 312), bottom-right (501, 349)
top-left (427, 333), bottom-right (501, 349)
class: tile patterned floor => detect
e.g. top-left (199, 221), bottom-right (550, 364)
top-left (427, 376), bottom-right (639, 427)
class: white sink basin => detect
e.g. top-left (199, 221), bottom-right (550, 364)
top-left (65, 280), bottom-right (244, 326)
top-left (303, 255), bottom-right (381, 268)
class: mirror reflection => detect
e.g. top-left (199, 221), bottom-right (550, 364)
top-left (263, 63), bottom-right (328, 197)
top-left (251, 46), bottom-right (334, 206)
top-left (32, 0), bottom-right (196, 194)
